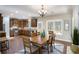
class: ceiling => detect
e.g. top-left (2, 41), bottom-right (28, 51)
top-left (0, 5), bottom-right (73, 19)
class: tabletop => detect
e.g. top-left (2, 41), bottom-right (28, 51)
top-left (30, 36), bottom-right (49, 46)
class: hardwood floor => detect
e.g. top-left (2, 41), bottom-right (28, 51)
top-left (6, 36), bottom-right (24, 54)
top-left (1, 36), bottom-right (71, 54)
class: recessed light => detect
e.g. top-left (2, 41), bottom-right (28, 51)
top-left (15, 11), bottom-right (18, 13)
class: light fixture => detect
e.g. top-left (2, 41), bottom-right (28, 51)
top-left (38, 5), bottom-right (47, 17)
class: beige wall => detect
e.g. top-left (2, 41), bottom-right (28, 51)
top-left (37, 13), bottom-right (72, 42)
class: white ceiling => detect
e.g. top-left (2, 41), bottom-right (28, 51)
top-left (0, 5), bottom-right (73, 19)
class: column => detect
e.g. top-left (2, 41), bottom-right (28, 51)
top-left (72, 6), bottom-right (79, 34)
top-left (3, 16), bottom-right (10, 40)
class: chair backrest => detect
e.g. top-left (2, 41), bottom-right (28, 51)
top-left (23, 37), bottom-right (32, 53)
top-left (0, 40), bottom-right (9, 52)
top-left (37, 32), bottom-right (40, 35)
top-left (49, 31), bottom-right (55, 44)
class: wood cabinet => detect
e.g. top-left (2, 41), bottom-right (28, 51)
top-left (18, 20), bottom-right (23, 28)
top-left (10, 18), bottom-right (19, 27)
top-left (10, 18), bottom-right (37, 37)
top-left (0, 14), bottom-right (3, 31)
top-left (10, 18), bottom-right (28, 28)
top-left (0, 32), bottom-right (9, 53)
top-left (18, 20), bottom-right (28, 28)
top-left (0, 31), bottom-right (6, 37)
top-left (18, 29), bottom-right (31, 36)
top-left (10, 18), bottom-right (28, 37)
top-left (23, 20), bottom-right (28, 27)
top-left (10, 18), bottom-right (37, 28)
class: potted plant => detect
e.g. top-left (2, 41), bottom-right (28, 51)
top-left (71, 27), bottom-right (79, 53)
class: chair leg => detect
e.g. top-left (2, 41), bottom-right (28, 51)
top-left (24, 48), bottom-right (26, 54)
top-left (50, 44), bottom-right (53, 52)
top-left (39, 47), bottom-right (42, 54)
top-left (47, 44), bottom-right (50, 54)
top-left (38, 48), bottom-right (41, 54)
top-left (1, 50), bottom-right (7, 54)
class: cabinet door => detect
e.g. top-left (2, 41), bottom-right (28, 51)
top-left (26, 20), bottom-right (28, 27)
top-left (0, 15), bottom-right (3, 31)
top-left (23, 20), bottom-right (28, 27)
top-left (10, 19), bottom-right (18, 27)
top-left (18, 20), bottom-right (23, 28)
top-left (18, 20), bottom-right (21, 27)
top-left (14, 19), bottom-right (18, 26)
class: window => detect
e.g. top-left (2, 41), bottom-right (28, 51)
top-left (48, 22), bottom-right (54, 31)
top-left (47, 20), bottom-right (62, 32)
top-left (55, 21), bottom-right (61, 31)
top-left (64, 20), bottom-right (69, 31)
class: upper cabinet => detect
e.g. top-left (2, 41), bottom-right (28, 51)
top-left (10, 18), bottom-right (18, 27)
top-left (10, 18), bottom-right (37, 28)
top-left (10, 18), bottom-right (28, 28)
top-left (23, 20), bottom-right (28, 27)
top-left (18, 20), bottom-right (23, 28)
top-left (31, 18), bottom-right (37, 27)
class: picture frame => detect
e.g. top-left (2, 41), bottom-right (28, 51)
top-left (31, 18), bottom-right (37, 27)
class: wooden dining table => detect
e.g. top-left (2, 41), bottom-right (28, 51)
top-left (30, 36), bottom-right (49, 53)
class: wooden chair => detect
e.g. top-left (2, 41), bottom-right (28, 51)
top-left (37, 32), bottom-right (40, 35)
top-left (40, 31), bottom-right (55, 53)
top-left (23, 37), bottom-right (40, 54)
top-left (0, 40), bottom-right (9, 53)
top-left (48, 31), bottom-right (55, 52)
top-left (42, 42), bottom-right (50, 54)
top-left (0, 32), bottom-right (9, 54)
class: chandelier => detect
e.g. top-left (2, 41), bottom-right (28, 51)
top-left (38, 5), bottom-right (47, 17)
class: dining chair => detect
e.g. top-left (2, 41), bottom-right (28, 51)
top-left (48, 31), bottom-right (55, 52)
top-left (0, 40), bottom-right (9, 53)
top-left (23, 37), bottom-right (40, 54)
top-left (42, 42), bottom-right (50, 54)
top-left (0, 32), bottom-right (9, 54)
top-left (37, 32), bottom-right (40, 35)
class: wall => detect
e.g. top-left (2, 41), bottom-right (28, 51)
top-left (37, 13), bottom-right (72, 42)
top-left (72, 6), bottom-right (79, 33)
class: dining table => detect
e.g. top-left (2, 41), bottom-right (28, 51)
top-left (30, 35), bottom-right (49, 53)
